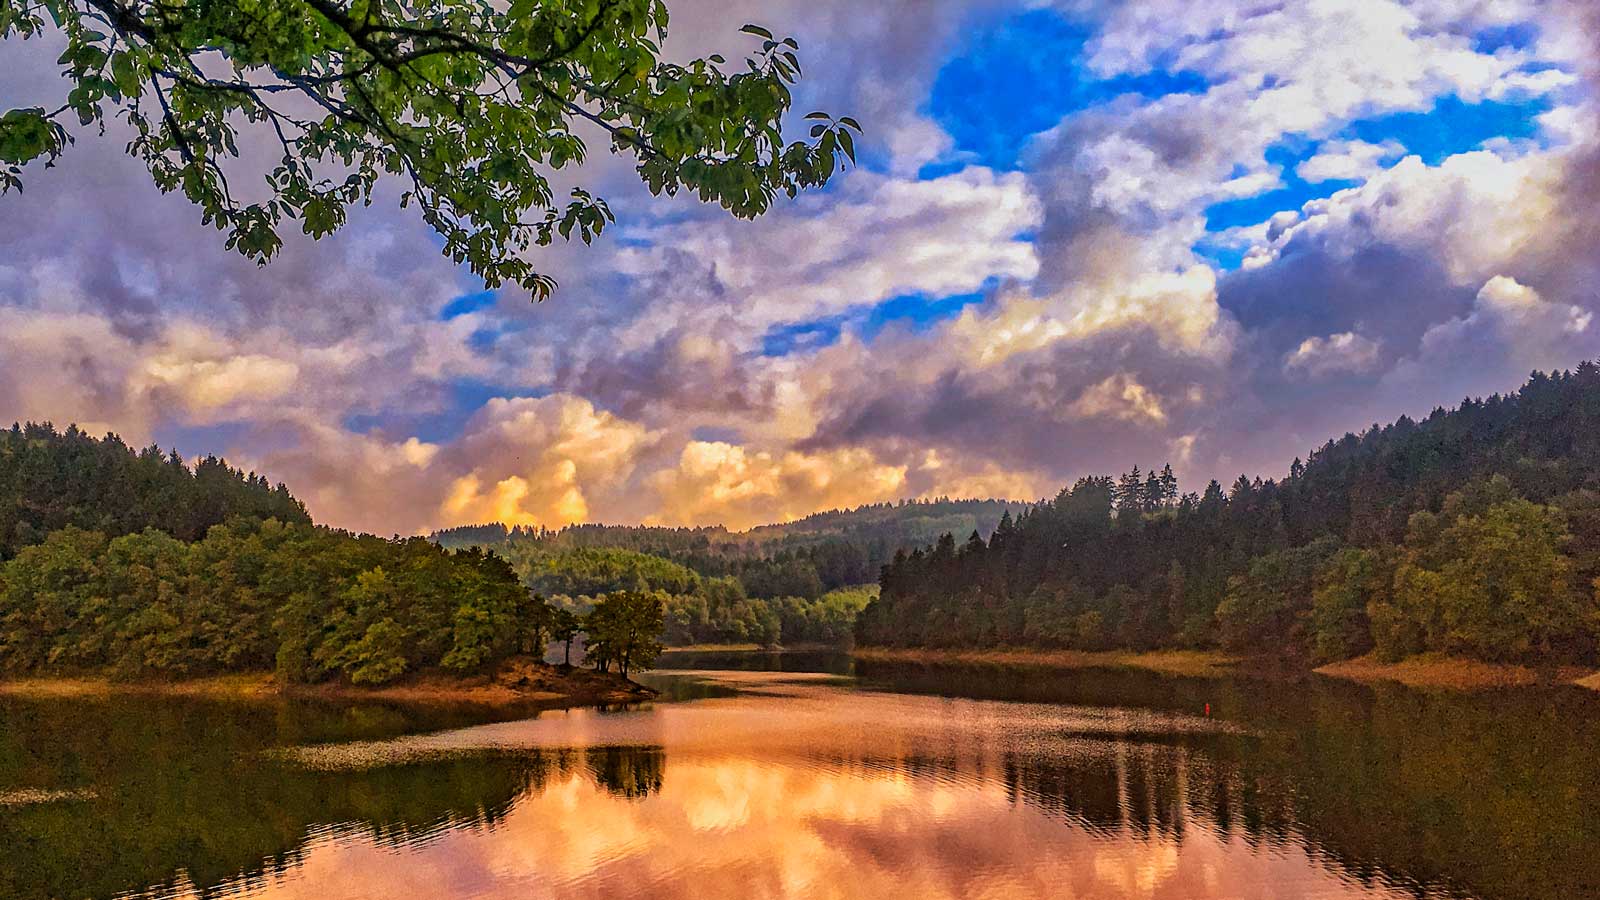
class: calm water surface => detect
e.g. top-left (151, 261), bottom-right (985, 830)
top-left (2, 654), bottom-right (1598, 900)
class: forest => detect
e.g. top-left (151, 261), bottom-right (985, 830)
top-left (0, 423), bottom-right (309, 558)
top-left (448, 543), bottom-right (878, 648)
top-left (0, 426), bottom-right (662, 683)
top-left (857, 364), bottom-right (1600, 667)
top-left (430, 498), bottom-right (1016, 647)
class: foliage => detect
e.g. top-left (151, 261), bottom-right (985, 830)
top-left (859, 362), bottom-right (1600, 667)
top-left (1216, 537), bottom-right (1340, 658)
top-left (1309, 547), bottom-right (1388, 663)
top-left (0, 518), bottom-right (545, 684)
top-left (434, 498), bottom-right (1023, 604)
top-left (0, 422), bottom-right (308, 560)
top-left (772, 585), bottom-right (877, 645)
top-left (1383, 481), bottom-right (1593, 662)
top-left (549, 605), bottom-right (581, 666)
top-left (0, 0), bottom-right (859, 298)
top-left (511, 545), bottom-right (700, 597)
top-left (582, 589), bottom-right (663, 677)
top-left (430, 501), bottom-right (1021, 649)
top-left (661, 576), bottom-right (778, 646)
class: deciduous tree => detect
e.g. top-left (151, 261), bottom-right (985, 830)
top-left (0, 0), bottom-right (860, 297)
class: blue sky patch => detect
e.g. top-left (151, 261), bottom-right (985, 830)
top-left (860, 290), bottom-right (987, 339)
top-left (1346, 94), bottom-right (1551, 164)
top-left (758, 289), bottom-right (990, 358)
top-left (1472, 22), bottom-right (1539, 54)
top-left (1203, 144), bottom-right (1359, 233)
top-left (439, 290), bottom-right (497, 320)
top-left (344, 379), bottom-right (547, 444)
top-left (1202, 93), bottom-right (1552, 238)
top-left (926, 9), bottom-right (1206, 171)
top-left (761, 318), bottom-right (844, 357)
top-left (150, 422), bottom-right (252, 462)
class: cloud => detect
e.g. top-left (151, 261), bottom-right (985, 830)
top-left (608, 167), bottom-right (1041, 352)
top-left (1068, 374), bottom-right (1169, 424)
top-left (1380, 275), bottom-right (1595, 400)
top-left (0, 307), bottom-right (149, 440)
top-left (1296, 139), bottom-right (1406, 183)
top-left (1284, 332), bottom-right (1382, 378)
top-left (5, 0), bottom-right (1600, 534)
top-left (441, 395), bottom-right (659, 529)
top-left (649, 441), bottom-right (908, 530)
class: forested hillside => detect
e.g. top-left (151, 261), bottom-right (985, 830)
top-left (0, 426), bottom-right (579, 684)
top-left (430, 499), bottom-right (1018, 647)
top-left (857, 364), bottom-right (1600, 666)
top-left (464, 543), bottom-right (874, 648)
top-left (434, 498), bottom-right (1020, 601)
top-left (0, 423), bottom-right (308, 559)
top-left (0, 521), bottom-right (537, 683)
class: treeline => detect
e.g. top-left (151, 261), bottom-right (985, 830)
top-left (432, 499), bottom-right (1023, 595)
top-left (0, 519), bottom-right (540, 682)
top-left (0, 426), bottom-right (673, 682)
top-left (859, 364), bottom-right (1600, 666)
top-left (1, 423), bottom-right (309, 559)
top-left (505, 545), bottom-right (875, 647)
top-left (432, 498), bottom-right (1021, 557)
top-left (432, 522), bottom-right (730, 555)
top-left (663, 585), bottom-right (877, 647)
top-left (0, 517), bottom-right (670, 682)
top-left (738, 497), bottom-right (1025, 548)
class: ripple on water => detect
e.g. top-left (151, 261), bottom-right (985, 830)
top-left (276, 670), bottom-right (1248, 772)
top-left (0, 787), bottom-right (96, 805)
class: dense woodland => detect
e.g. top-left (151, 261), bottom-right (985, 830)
top-left (430, 499), bottom-right (1014, 647)
top-left (449, 543), bottom-right (878, 648)
top-left (0, 423), bottom-right (309, 559)
top-left (433, 497), bottom-right (1019, 596)
top-left (0, 427), bottom-right (661, 683)
top-left (858, 365), bottom-right (1600, 666)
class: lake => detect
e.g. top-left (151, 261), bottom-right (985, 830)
top-left (2, 653), bottom-right (1598, 900)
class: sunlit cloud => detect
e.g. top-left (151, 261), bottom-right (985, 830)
top-left (4, 0), bottom-right (1600, 531)
top-left (649, 441), bottom-right (908, 530)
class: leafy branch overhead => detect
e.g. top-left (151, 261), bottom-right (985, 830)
top-left (0, 1), bottom-right (862, 298)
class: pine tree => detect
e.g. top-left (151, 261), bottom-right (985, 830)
top-left (1158, 464), bottom-right (1179, 508)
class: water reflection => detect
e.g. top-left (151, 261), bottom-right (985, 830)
top-left (3, 666), bottom-right (1598, 900)
top-left (178, 748), bottom-right (1427, 900)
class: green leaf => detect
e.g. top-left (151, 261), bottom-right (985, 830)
top-left (0, 1), bottom-right (862, 300)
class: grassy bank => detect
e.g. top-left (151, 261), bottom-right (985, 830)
top-left (0, 657), bottom-right (656, 708)
top-left (855, 646), bottom-right (1600, 690)
top-left (851, 647), bottom-right (1242, 678)
top-left (1315, 653), bottom-right (1600, 691)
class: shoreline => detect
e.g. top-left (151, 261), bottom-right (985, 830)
top-left (851, 647), bottom-right (1243, 678)
top-left (1313, 653), bottom-right (1599, 691)
top-left (0, 658), bottom-right (656, 708)
top-left (853, 645), bottom-right (1600, 691)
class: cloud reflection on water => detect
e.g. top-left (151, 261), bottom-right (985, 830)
top-left (201, 673), bottom-right (1437, 900)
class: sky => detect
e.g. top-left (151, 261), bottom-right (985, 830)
top-left (4, 0), bottom-right (1600, 535)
